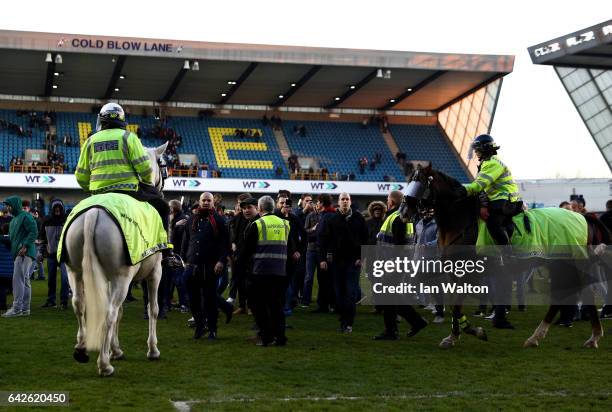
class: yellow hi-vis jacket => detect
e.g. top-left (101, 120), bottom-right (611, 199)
top-left (463, 155), bottom-right (520, 202)
top-left (75, 128), bottom-right (153, 194)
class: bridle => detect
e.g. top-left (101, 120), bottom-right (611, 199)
top-left (154, 154), bottom-right (168, 192)
top-left (403, 169), bottom-right (435, 210)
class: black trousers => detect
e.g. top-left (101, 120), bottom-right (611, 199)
top-left (486, 200), bottom-right (510, 246)
top-left (383, 305), bottom-right (424, 335)
top-left (229, 266), bottom-right (248, 309)
top-left (250, 275), bottom-right (287, 344)
top-left (316, 266), bottom-right (335, 311)
top-left (186, 265), bottom-right (219, 332)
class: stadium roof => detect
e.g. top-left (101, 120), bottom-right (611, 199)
top-left (0, 30), bottom-right (514, 112)
top-left (528, 20), bottom-right (612, 69)
top-left (528, 20), bottom-right (612, 173)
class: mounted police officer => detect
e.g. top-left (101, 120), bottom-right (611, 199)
top-left (456, 134), bottom-right (522, 246)
top-left (75, 103), bottom-right (182, 269)
top-left (456, 134), bottom-right (518, 329)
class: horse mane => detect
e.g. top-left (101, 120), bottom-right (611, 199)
top-left (431, 169), bottom-right (463, 190)
top-left (429, 168), bottom-right (479, 246)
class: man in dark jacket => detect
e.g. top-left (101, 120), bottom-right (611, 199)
top-left (598, 199), bottom-right (612, 318)
top-left (292, 194), bottom-right (313, 305)
top-left (313, 194), bottom-right (337, 312)
top-left (182, 192), bottom-right (230, 339)
top-left (168, 199), bottom-right (189, 312)
top-left (227, 193), bottom-right (253, 314)
top-left (303, 197), bottom-right (323, 307)
top-left (40, 199), bottom-right (70, 308)
top-left (366, 201), bottom-right (387, 245)
top-left (319, 193), bottom-right (368, 332)
top-left (30, 208), bottom-right (46, 281)
top-left (2, 196), bottom-right (37, 317)
top-left (276, 195), bottom-right (306, 314)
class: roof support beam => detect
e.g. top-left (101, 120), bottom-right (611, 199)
top-left (42, 55), bottom-right (56, 97)
top-left (103, 56), bottom-right (126, 100)
top-left (379, 70), bottom-right (446, 110)
top-left (325, 69), bottom-right (378, 109)
top-left (218, 62), bottom-right (258, 104)
top-left (161, 61), bottom-right (189, 102)
top-left (435, 72), bottom-right (505, 112)
top-left (271, 65), bottom-right (322, 107)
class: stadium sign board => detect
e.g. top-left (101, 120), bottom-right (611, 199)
top-left (0, 173), bottom-right (409, 195)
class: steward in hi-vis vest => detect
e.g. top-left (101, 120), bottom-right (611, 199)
top-left (238, 196), bottom-right (292, 346)
top-left (75, 102), bottom-right (182, 269)
top-left (456, 134), bottom-right (523, 246)
top-left (373, 190), bottom-right (427, 341)
top-left (376, 210), bottom-right (414, 246)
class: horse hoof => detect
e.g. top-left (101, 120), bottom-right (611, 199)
top-left (99, 366), bottom-right (115, 377)
top-left (147, 351), bottom-right (160, 361)
top-left (73, 348), bottom-right (89, 363)
top-left (475, 327), bottom-right (488, 342)
top-left (523, 338), bottom-right (539, 348)
top-left (583, 339), bottom-right (599, 349)
top-left (111, 352), bottom-right (125, 361)
top-left (439, 335), bottom-right (459, 349)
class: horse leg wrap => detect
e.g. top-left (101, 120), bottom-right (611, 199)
top-left (458, 315), bottom-right (471, 332)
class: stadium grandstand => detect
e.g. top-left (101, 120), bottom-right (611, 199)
top-left (528, 19), bottom-right (612, 173)
top-left (0, 29), bottom-right (513, 198)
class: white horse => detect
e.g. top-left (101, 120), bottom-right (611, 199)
top-left (63, 142), bottom-right (168, 376)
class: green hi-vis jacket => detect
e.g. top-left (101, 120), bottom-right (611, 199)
top-left (75, 128), bottom-right (153, 194)
top-left (463, 155), bottom-right (520, 202)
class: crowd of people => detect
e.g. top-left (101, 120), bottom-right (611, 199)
top-left (4, 189), bottom-right (610, 346)
top-left (234, 128), bottom-right (261, 139)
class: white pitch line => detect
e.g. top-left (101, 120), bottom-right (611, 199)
top-left (171, 391), bottom-right (612, 410)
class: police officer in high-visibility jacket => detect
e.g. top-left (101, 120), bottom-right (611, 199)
top-left (456, 134), bottom-right (522, 245)
top-left (455, 135), bottom-right (518, 329)
top-left (75, 103), bottom-right (182, 269)
top-left (237, 195), bottom-right (292, 346)
top-left (373, 190), bottom-right (428, 340)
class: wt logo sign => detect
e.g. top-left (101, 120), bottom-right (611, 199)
top-left (242, 181), bottom-right (270, 189)
top-left (310, 182), bottom-right (338, 190)
top-left (171, 179), bottom-right (201, 188)
top-left (24, 175), bottom-right (56, 184)
top-left (377, 183), bottom-right (404, 192)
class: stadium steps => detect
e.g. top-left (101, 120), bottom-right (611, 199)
top-left (381, 127), bottom-right (400, 158)
top-left (272, 127), bottom-right (292, 165)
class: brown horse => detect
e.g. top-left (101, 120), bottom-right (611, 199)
top-left (399, 165), bottom-right (609, 349)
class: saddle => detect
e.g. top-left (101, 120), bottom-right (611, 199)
top-left (477, 207), bottom-right (589, 259)
top-left (58, 193), bottom-right (169, 265)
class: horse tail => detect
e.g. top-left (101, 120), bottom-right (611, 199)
top-left (584, 214), bottom-right (611, 245)
top-left (82, 209), bottom-right (109, 352)
top-left (522, 214), bottom-right (532, 235)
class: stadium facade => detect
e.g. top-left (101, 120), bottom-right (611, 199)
top-left (0, 30), bottom-right (514, 201)
top-left (528, 19), bottom-right (612, 173)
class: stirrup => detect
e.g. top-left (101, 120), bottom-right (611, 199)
top-left (162, 253), bottom-right (184, 269)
